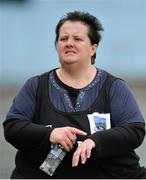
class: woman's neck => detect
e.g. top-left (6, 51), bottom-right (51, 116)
top-left (56, 66), bottom-right (97, 89)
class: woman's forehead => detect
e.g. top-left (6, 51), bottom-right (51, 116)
top-left (59, 21), bottom-right (89, 35)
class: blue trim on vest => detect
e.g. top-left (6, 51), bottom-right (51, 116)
top-left (49, 69), bottom-right (106, 112)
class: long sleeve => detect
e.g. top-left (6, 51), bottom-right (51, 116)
top-left (3, 76), bottom-right (54, 152)
top-left (89, 79), bottom-right (145, 158)
top-left (89, 122), bottom-right (145, 158)
top-left (3, 119), bottom-right (54, 151)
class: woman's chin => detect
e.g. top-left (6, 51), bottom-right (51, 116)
top-left (61, 59), bottom-right (78, 65)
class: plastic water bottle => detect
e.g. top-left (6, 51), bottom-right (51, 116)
top-left (40, 144), bottom-right (66, 176)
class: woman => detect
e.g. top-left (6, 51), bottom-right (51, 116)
top-left (3, 11), bottom-right (146, 178)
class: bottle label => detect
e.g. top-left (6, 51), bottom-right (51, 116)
top-left (40, 144), bottom-right (66, 176)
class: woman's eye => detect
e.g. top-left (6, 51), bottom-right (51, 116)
top-left (75, 38), bottom-right (82, 41)
top-left (59, 37), bottom-right (67, 41)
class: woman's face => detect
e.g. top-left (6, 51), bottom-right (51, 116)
top-left (57, 21), bottom-right (97, 66)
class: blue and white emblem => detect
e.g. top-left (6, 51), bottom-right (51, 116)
top-left (87, 112), bottom-right (111, 134)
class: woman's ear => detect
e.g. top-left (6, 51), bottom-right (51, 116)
top-left (91, 44), bottom-right (97, 56)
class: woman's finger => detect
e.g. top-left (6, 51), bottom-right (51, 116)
top-left (61, 140), bottom-right (70, 152)
top-left (80, 147), bottom-right (87, 164)
top-left (86, 146), bottom-right (92, 158)
top-left (72, 149), bottom-right (81, 167)
top-left (67, 132), bottom-right (77, 144)
top-left (71, 128), bottom-right (87, 136)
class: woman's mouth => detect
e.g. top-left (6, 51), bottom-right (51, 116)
top-left (65, 50), bottom-right (76, 55)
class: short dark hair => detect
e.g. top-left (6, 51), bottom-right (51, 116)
top-left (55, 11), bottom-right (104, 64)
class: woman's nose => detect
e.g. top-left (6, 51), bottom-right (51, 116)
top-left (66, 38), bottom-right (74, 46)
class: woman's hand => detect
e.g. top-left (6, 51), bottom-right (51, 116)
top-left (72, 138), bottom-right (95, 167)
top-left (49, 126), bottom-right (87, 152)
